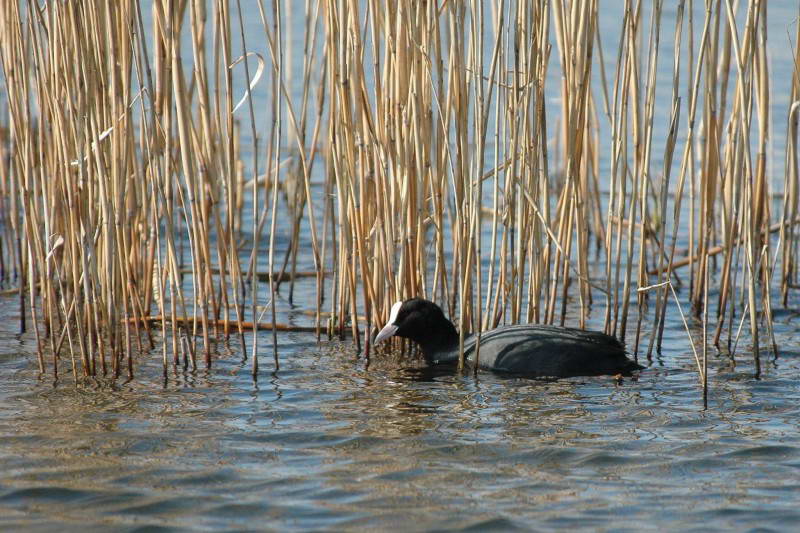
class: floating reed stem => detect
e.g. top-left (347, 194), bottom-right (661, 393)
top-left (129, 315), bottom-right (319, 333)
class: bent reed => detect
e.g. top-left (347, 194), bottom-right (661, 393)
top-left (0, 1), bottom-right (798, 396)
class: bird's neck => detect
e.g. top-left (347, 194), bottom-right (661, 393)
top-left (417, 318), bottom-right (460, 363)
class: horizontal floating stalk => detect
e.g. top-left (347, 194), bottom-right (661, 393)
top-left (128, 316), bottom-right (320, 333)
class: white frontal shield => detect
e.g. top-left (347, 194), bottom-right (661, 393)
top-left (374, 301), bottom-right (403, 344)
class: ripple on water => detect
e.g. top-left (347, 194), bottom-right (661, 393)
top-left (722, 444), bottom-right (800, 461)
top-left (4, 292), bottom-right (800, 530)
top-left (0, 486), bottom-right (99, 505)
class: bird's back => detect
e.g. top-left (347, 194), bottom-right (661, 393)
top-left (451, 324), bottom-right (638, 377)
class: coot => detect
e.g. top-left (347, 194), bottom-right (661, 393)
top-left (374, 298), bottom-right (643, 378)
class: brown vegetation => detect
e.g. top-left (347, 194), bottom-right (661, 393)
top-left (0, 1), bottom-right (798, 398)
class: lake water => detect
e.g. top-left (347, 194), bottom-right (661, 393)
top-left (0, 270), bottom-right (800, 531)
top-left (3, 280), bottom-right (800, 531)
top-left (3, 2), bottom-right (800, 531)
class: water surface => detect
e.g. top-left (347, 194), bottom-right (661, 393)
top-left (2, 292), bottom-right (800, 531)
top-left (3, 2), bottom-right (800, 531)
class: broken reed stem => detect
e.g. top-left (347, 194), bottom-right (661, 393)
top-left (0, 1), bottom-right (797, 390)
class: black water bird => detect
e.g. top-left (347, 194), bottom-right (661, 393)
top-left (374, 298), bottom-right (643, 378)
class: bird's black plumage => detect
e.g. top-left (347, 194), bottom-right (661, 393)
top-left (374, 298), bottom-right (643, 378)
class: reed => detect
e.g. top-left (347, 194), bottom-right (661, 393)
top-left (0, 1), bottom-right (798, 397)
top-left (323, 0), bottom-right (795, 389)
top-left (0, 0), bottom-right (260, 379)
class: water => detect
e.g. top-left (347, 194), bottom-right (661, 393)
top-left (3, 2), bottom-right (800, 531)
top-left (2, 288), bottom-right (800, 531)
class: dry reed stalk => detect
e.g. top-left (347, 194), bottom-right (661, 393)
top-left (0, 0), bottom-right (263, 381)
top-left (645, 0), bottom-right (681, 357)
top-left (294, 0), bottom-right (800, 386)
top-left (779, 8), bottom-right (800, 307)
top-left (1, 0), bottom-right (797, 392)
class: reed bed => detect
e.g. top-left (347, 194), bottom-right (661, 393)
top-left (0, 1), bottom-right (798, 396)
